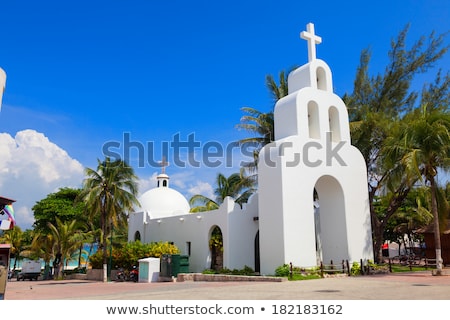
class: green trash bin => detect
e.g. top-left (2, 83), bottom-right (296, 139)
top-left (171, 254), bottom-right (181, 277)
top-left (171, 254), bottom-right (190, 276)
top-left (161, 254), bottom-right (189, 277)
top-left (179, 255), bottom-right (189, 274)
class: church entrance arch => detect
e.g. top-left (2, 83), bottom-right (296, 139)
top-left (209, 225), bottom-right (223, 271)
top-left (313, 175), bottom-right (349, 264)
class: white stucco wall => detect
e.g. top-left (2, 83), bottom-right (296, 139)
top-left (258, 57), bottom-right (373, 275)
top-left (128, 194), bottom-right (260, 273)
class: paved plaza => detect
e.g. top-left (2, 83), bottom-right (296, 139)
top-left (4, 271), bottom-right (450, 300)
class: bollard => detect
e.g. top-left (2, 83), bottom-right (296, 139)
top-left (360, 259), bottom-right (364, 275)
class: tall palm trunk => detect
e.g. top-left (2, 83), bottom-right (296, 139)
top-left (77, 244), bottom-right (83, 268)
top-left (430, 176), bottom-right (443, 274)
top-left (82, 157), bottom-right (140, 282)
top-left (101, 206), bottom-right (108, 282)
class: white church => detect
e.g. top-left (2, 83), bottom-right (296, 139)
top-left (128, 23), bottom-right (374, 276)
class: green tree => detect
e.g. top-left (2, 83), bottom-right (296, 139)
top-left (209, 226), bottom-right (223, 270)
top-left (32, 188), bottom-right (87, 234)
top-left (236, 69), bottom-right (294, 173)
top-left (47, 218), bottom-right (85, 279)
top-left (383, 187), bottom-right (433, 255)
top-left (89, 241), bottom-right (179, 270)
top-left (343, 24), bottom-right (448, 262)
top-left (189, 170), bottom-right (255, 212)
top-left (400, 104), bottom-right (450, 274)
top-left (0, 226), bottom-right (24, 270)
top-left (30, 231), bottom-right (55, 279)
top-left (80, 157), bottom-right (140, 282)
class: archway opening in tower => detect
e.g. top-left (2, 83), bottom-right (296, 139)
top-left (209, 225), bottom-right (223, 271)
top-left (313, 175), bottom-right (349, 264)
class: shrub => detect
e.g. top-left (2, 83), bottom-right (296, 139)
top-left (241, 265), bottom-right (255, 276)
top-left (202, 266), bottom-right (255, 276)
top-left (202, 269), bottom-right (216, 274)
top-left (274, 264), bottom-right (322, 280)
top-left (350, 262), bottom-right (361, 276)
top-left (89, 241), bottom-right (180, 270)
top-left (275, 264), bottom-right (291, 277)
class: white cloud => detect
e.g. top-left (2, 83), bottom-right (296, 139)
top-left (0, 129), bottom-right (84, 230)
top-left (170, 171), bottom-right (195, 190)
top-left (187, 181), bottom-right (214, 199)
top-left (138, 172), bottom-right (158, 196)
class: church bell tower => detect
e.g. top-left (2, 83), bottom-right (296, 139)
top-left (258, 23), bottom-right (374, 275)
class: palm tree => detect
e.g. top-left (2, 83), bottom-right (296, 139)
top-left (343, 26), bottom-right (448, 262)
top-left (265, 69), bottom-right (294, 103)
top-left (236, 69), bottom-right (294, 173)
top-left (80, 157), bottom-right (139, 282)
top-left (236, 107), bottom-right (274, 172)
top-left (400, 104), bottom-right (450, 274)
top-left (47, 218), bottom-right (85, 279)
top-left (30, 231), bottom-right (55, 279)
top-left (385, 187), bottom-right (434, 254)
top-left (188, 195), bottom-right (219, 212)
top-left (0, 226), bottom-right (24, 271)
top-left (189, 170), bottom-right (255, 212)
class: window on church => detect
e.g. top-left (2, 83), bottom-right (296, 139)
top-left (186, 241), bottom-right (191, 256)
top-left (134, 231), bottom-right (141, 241)
top-left (163, 180), bottom-right (167, 187)
top-left (328, 106), bottom-right (341, 142)
top-left (308, 101), bottom-right (320, 139)
top-left (316, 66), bottom-right (327, 91)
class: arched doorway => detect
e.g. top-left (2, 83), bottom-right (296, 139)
top-left (209, 226), bottom-right (223, 271)
top-left (313, 175), bottom-right (349, 263)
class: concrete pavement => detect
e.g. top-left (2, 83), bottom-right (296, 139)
top-left (4, 271), bottom-right (450, 300)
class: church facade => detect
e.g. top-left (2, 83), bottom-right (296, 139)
top-left (128, 23), bottom-right (374, 276)
top-left (128, 172), bottom-right (260, 273)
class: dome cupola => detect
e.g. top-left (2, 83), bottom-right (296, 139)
top-left (138, 159), bottom-right (190, 219)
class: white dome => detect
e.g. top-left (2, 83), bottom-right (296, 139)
top-left (139, 186), bottom-right (190, 219)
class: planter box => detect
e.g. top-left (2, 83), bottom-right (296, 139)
top-left (86, 269), bottom-right (118, 281)
top-left (66, 273), bottom-right (88, 280)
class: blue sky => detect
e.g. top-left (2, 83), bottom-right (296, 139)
top-left (0, 0), bottom-right (449, 229)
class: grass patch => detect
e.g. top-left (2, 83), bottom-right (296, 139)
top-left (202, 265), bottom-right (256, 276)
top-left (289, 273), bottom-right (322, 281)
top-left (275, 264), bottom-right (324, 281)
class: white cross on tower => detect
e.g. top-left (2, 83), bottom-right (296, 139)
top-left (300, 23), bottom-right (322, 62)
top-left (159, 156), bottom-right (169, 174)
